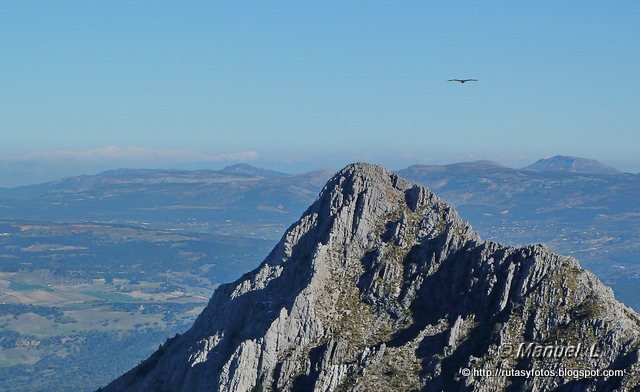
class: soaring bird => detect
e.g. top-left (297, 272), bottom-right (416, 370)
top-left (448, 79), bottom-right (478, 83)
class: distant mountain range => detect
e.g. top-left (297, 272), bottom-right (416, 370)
top-left (397, 158), bottom-right (637, 223)
top-left (0, 156), bottom-right (631, 224)
top-left (0, 154), bottom-right (630, 189)
top-left (0, 165), bottom-right (333, 239)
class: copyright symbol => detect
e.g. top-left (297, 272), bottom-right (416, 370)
top-left (461, 368), bottom-right (471, 377)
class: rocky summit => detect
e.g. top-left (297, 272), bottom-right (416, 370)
top-left (102, 163), bottom-right (640, 392)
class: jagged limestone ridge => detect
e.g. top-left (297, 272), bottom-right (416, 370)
top-left (103, 163), bottom-right (640, 392)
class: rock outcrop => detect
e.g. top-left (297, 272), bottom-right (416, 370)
top-left (103, 163), bottom-right (640, 391)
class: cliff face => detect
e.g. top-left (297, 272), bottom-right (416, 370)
top-left (103, 163), bottom-right (640, 392)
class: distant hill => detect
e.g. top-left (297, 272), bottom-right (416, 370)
top-left (0, 166), bottom-right (334, 239)
top-left (523, 155), bottom-right (620, 175)
top-left (219, 163), bottom-right (289, 179)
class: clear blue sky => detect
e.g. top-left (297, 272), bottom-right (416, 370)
top-left (2, 1), bottom-right (639, 173)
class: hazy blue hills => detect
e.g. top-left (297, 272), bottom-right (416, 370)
top-left (397, 159), bottom-right (637, 223)
top-left (0, 165), bottom-right (333, 239)
top-left (0, 166), bottom-right (300, 199)
top-left (523, 154), bottom-right (620, 175)
top-left (219, 163), bottom-right (289, 179)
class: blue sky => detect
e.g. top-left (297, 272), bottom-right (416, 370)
top-left (1, 1), bottom-right (639, 175)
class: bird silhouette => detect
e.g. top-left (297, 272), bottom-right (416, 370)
top-left (448, 79), bottom-right (478, 83)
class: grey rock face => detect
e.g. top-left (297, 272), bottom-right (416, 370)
top-left (103, 163), bottom-right (640, 392)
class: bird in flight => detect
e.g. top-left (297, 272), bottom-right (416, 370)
top-left (448, 79), bottom-right (478, 83)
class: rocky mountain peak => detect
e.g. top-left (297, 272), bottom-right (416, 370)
top-left (103, 163), bottom-right (640, 392)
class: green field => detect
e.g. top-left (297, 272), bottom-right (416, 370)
top-left (9, 282), bottom-right (53, 292)
top-left (83, 291), bottom-right (136, 303)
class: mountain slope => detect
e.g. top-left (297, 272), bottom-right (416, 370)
top-left (523, 155), bottom-right (620, 175)
top-left (0, 166), bottom-right (291, 200)
top-left (103, 163), bottom-right (640, 391)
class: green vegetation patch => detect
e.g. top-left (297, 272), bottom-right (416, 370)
top-left (0, 359), bottom-right (12, 367)
top-left (83, 291), bottom-right (136, 303)
top-left (9, 281), bottom-right (53, 292)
